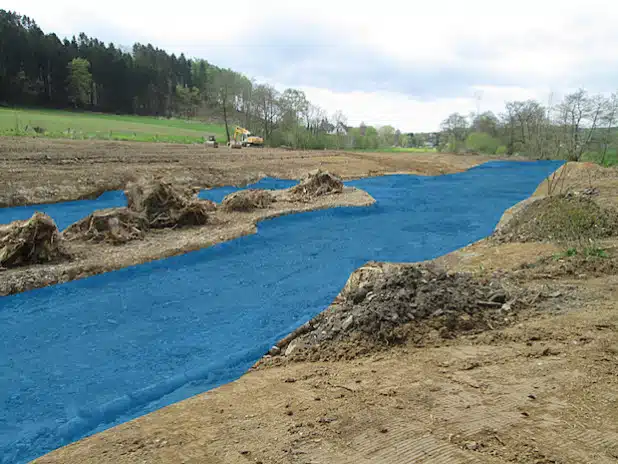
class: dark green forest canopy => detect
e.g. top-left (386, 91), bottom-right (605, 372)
top-left (0, 9), bottom-right (250, 117)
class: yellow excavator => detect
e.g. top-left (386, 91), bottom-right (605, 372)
top-left (230, 126), bottom-right (264, 148)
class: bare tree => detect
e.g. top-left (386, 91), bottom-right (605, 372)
top-left (556, 89), bottom-right (604, 161)
top-left (213, 74), bottom-right (233, 142)
top-left (252, 84), bottom-right (280, 140)
top-left (331, 110), bottom-right (348, 148)
top-left (502, 100), bottom-right (546, 154)
top-left (599, 92), bottom-right (618, 165)
top-left (440, 113), bottom-right (469, 151)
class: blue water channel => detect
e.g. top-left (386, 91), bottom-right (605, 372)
top-left (0, 160), bottom-right (562, 463)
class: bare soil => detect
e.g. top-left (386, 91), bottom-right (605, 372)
top-left (33, 161), bottom-right (618, 464)
top-left (0, 138), bottom-right (488, 206)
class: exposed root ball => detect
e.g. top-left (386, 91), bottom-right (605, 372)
top-left (494, 195), bottom-right (618, 244)
top-left (290, 169), bottom-right (343, 198)
top-left (0, 213), bottom-right (70, 268)
top-left (175, 201), bottom-right (215, 225)
top-left (64, 208), bottom-right (149, 245)
top-left (221, 189), bottom-right (275, 212)
top-left (125, 179), bottom-right (211, 228)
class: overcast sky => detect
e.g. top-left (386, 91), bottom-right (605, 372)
top-left (8, 0), bottom-right (618, 131)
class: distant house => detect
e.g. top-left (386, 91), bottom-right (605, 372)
top-left (329, 122), bottom-right (349, 136)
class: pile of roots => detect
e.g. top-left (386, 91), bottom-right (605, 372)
top-left (0, 213), bottom-right (70, 268)
top-left (125, 179), bottom-right (215, 229)
top-left (289, 169), bottom-right (343, 198)
top-left (268, 264), bottom-right (534, 362)
top-left (63, 208), bottom-right (149, 245)
top-left (220, 189), bottom-right (275, 212)
top-left (494, 194), bottom-right (618, 244)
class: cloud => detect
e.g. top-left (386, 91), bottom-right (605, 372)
top-left (292, 85), bottom-right (555, 133)
top-left (5, 0), bottom-right (618, 131)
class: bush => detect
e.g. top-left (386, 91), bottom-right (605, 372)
top-left (465, 132), bottom-right (501, 155)
top-left (496, 145), bottom-right (507, 155)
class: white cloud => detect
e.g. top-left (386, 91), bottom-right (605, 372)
top-left (7, 0), bottom-right (618, 131)
top-left (293, 85), bottom-right (554, 133)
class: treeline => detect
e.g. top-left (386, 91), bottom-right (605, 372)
top-left (1, 10), bottom-right (415, 149)
top-left (438, 89), bottom-right (618, 164)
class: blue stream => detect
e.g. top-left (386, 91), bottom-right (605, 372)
top-left (0, 160), bottom-right (562, 463)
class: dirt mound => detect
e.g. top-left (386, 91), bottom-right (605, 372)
top-left (64, 208), bottom-right (149, 245)
top-left (494, 195), bottom-right (618, 244)
top-left (125, 179), bottom-right (214, 228)
top-left (220, 189), bottom-right (275, 212)
top-left (0, 213), bottom-right (70, 268)
top-left (269, 264), bottom-right (532, 362)
top-left (515, 248), bottom-right (618, 280)
top-left (289, 169), bottom-right (343, 198)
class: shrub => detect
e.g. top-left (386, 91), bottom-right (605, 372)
top-left (465, 132), bottom-right (501, 155)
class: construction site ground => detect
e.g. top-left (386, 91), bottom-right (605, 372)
top-left (4, 139), bottom-right (615, 464)
top-left (0, 138), bottom-right (489, 207)
top-left (0, 138), bottom-right (489, 295)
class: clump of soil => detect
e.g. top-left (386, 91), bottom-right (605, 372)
top-left (270, 264), bottom-right (532, 362)
top-left (289, 169), bottom-right (343, 198)
top-left (220, 189), bottom-right (275, 212)
top-left (125, 179), bottom-right (214, 229)
top-left (0, 213), bottom-right (70, 268)
top-left (63, 208), bottom-right (149, 245)
top-left (494, 195), bottom-right (618, 244)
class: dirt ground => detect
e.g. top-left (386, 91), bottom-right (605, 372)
top-left (0, 137), bottom-right (489, 206)
top-left (34, 162), bottom-right (618, 464)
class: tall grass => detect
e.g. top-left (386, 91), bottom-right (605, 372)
top-left (581, 149), bottom-right (618, 167)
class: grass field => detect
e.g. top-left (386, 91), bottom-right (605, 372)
top-left (0, 108), bottom-right (227, 144)
top-left (582, 149), bottom-right (618, 167)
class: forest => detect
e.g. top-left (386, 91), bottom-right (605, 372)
top-left (0, 9), bottom-right (413, 149)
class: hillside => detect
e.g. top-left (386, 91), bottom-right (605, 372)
top-left (0, 108), bottom-right (227, 143)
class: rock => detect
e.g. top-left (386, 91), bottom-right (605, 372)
top-left (351, 286), bottom-right (371, 304)
top-left (268, 346), bottom-right (281, 356)
top-left (342, 315), bottom-right (354, 331)
top-left (284, 341), bottom-right (298, 356)
top-left (465, 441), bottom-right (479, 451)
top-left (318, 417), bottom-right (336, 424)
top-left (284, 377), bottom-right (297, 383)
